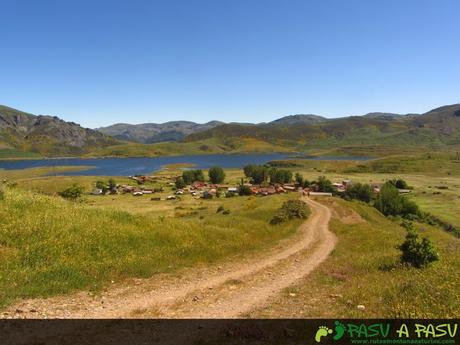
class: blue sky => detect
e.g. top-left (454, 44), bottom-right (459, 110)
top-left (1, 0), bottom-right (459, 128)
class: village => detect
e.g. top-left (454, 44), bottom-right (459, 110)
top-left (89, 168), bottom-right (413, 201)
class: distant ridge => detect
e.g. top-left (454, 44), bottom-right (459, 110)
top-left (185, 104), bottom-right (460, 149)
top-left (269, 114), bottom-right (327, 125)
top-left (1, 103), bottom-right (460, 158)
top-left (96, 120), bottom-right (224, 143)
top-left (0, 105), bottom-right (119, 156)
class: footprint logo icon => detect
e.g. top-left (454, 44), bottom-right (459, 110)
top-left (315, 326), bottom-right (333, 343)
top-left (333, 321), bottom-right (346, 341)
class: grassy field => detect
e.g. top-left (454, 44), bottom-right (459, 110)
top-left (0, 166), bottom-right (93, 180)
top-left (1, 155), bottom-right (459, 316)
top-left (252, 198), bottom-right (460, 318)
top-left (270, 153), bottom-right (460, 230)
top-left (0, 148), bottom-right (42, 159)
top-left (0, 184), bottom-right (300, 308)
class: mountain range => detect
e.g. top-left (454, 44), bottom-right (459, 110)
top-left (1, 103), bottom-right (460, 158)
top-left (185, 105), bottom-right (460, 149)
top-left (96, 121), bottom-right (224, 143)
top-left (0, 105), bottom-right (119, 156)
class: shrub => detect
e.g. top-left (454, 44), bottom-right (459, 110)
top-left (398, 221), bottom-right (439, 268)
top-left (108, 178), bottom-right (117, 190)
top-left (270, 200), bottom-right (310, 225)
top-left (58, 184), bottom-right (84, 201)
top-left (222, 209), bottom-right (231, 215)
top-left (208, 166), bottom-right (225, 184)
top-left (95, 180), bottom-right (109, 193)
top-left (238, 185), bottom-right (252, 196)
top-left (217, 205), bottom-right (225, 213)
top-left (344, 183), bottom-right (373, 203)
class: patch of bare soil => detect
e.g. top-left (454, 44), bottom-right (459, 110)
top-left (328, 199), bottom-right (365, 224)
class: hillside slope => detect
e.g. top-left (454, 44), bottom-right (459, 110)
top-left (96, 120), bottom-right (223, 143)
top-left (185, 104), bottom-right (460, 151)
top-left (0, 105), bottom-right (119, 156)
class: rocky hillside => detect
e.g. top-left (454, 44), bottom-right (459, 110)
top-left (0, 105), bottom-right (119, 156)
top-left (96, 120), bottom-right (223, 143)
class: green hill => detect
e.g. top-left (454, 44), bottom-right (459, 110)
top-left (2, 103), bottom-right (460, 158)
top-left (185, 104), bottom-right (460, 154)
top-left (0, 105), bottom-right (120, 157)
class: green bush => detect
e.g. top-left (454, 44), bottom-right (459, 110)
top-left (208, 166), bottom-right (225, 184)
top-left (108, 178), bottom-right (117, 190)
top-left (58, 184), bottom-right (84, 201)
top-left (398, 221), bottom-right (439, 268)
top-left (270, 200), bottom-right (310, 225)
top-left (374, 182), bottom-right (420, 217)
top-left (238, 185), bottom-right (252, 196)
top-left (344, 183), bottom-right (373, 203)
top-left (217, 205), bottom-right (225, 213)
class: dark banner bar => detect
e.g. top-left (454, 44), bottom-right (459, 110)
top-left (0, 319), bottom-right (458, 345)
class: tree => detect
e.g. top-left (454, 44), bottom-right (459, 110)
top-left (398, 221), bottom-right (439, 268)
top-left (295, 173), bottom-right (304, 187)
top-left (270, 169), bottom-right (293, 184)
top-left (59, 184), bottom-right (84, 200)
top-left (375, 183), bottom-right (403, 216)
top-left (344, 183), bottom-right (373, 203)
top-left (375, 182), bottom-right (420, 217)
top-left (243, 164), bottom-right (257, 178)
top-left (182, 170), bottom-right (205, 184)
top-left (389, 178), bottom-right (410, 189)
top-left (175, 177), bottom-right (186, 189)
top-left (243, 164), bottom-right (268, 184)
top-left (208, 166), bottom-right (225, 184)
top-left (316, 176), bottom-right (337, 193)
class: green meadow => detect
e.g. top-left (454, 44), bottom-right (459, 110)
top-left (252, 199), bottom-right (460, 318)
top-left (0, 184), bottom-right (299, 308)
top-left (1, 152), bottom-right (459, 316)
top-left (270, 153), bottom-right (460, 230)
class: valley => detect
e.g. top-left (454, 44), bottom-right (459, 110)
top-left (1, 152), bottom-right (459, 318)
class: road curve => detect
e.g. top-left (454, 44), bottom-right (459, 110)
top-left (5, 196), bottom-right (336, 318)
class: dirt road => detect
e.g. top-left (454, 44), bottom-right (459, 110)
top-left (5, 196), bottom-right (336, 319)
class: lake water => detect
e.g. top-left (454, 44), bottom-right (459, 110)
top-left (0, 153), bottom-right (370, 176)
